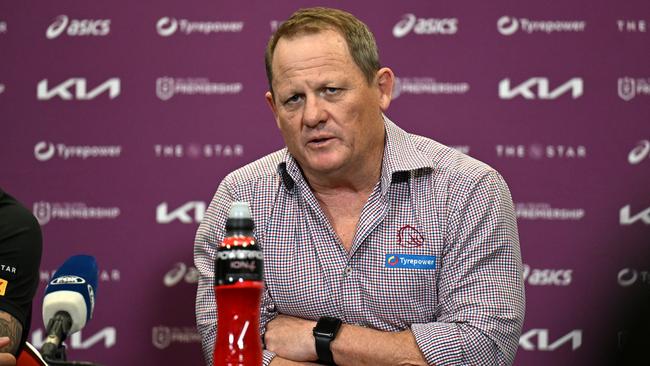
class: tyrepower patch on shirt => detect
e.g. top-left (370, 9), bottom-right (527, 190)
top-left (385, 254), bottom-right (437, 270)
top-left (0, 278), bottom-right (8, 296)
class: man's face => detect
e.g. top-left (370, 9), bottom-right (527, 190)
top-left (265, 29), bottom-right (392, 179)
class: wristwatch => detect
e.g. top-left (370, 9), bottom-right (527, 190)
top-left (312, 316), bottom-right (342, 365)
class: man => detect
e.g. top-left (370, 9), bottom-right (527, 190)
top-left (0, 189), bottom-right (43, 365)
top-left (195, 7), bottom-right (524, 365)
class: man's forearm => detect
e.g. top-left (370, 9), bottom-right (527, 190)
top-left (269, 356), bottom-right (320, 365)
top-left (331, 324), bottom-right (428, 366)
top-left (265, 314), bottom-right (428, 366)
top-left (0, 312), bottom-right (22, 355)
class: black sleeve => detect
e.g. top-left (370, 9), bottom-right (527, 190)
top-left (0, 189), bottom-right (43, 348)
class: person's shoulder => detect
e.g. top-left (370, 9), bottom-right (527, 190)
top-left (221, 149), bottom-right (286, 188)
top-left (411, 134), bottom-right (494, 176)
top-left (0, 191), bottom-right (41, 237)
top-left (0, 190), bottom-right (42, 256)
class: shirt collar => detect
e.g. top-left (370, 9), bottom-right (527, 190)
top-left (277, 115), bottom-right (432, 194)
top-left (379, 115), bottom-right (431, 195)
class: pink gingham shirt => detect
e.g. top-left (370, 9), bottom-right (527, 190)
top-left (195, 117), bottom-right (525, 365)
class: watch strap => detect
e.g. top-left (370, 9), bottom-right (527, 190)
top-left (314, 333), bottom-right (335, 365)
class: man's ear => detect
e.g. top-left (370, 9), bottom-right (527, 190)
top-left (265, 91), bottom-right (281, 129)
top-left (376, 67), bottom-right (395, 112)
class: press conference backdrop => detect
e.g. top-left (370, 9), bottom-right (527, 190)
top-left (1, 0), bottom-right (649, 364)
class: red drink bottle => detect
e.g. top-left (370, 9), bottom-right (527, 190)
top-left (213, 202), bottom-right (264, 366)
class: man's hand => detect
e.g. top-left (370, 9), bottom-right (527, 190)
top-left (0, 338), bottom-right (16, 366)
top-left (264, 314), bottom-right (318, 362)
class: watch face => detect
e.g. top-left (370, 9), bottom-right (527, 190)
top-left (315, 316), bottom-right (341, 337)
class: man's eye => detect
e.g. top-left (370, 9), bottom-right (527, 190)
top-left (284, 95), bottom-right (302, 105)
top-left (324, 87), bottom-right (340, 95)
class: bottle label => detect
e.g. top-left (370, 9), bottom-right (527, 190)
top-left (215, 236), bottom-right (263, 285)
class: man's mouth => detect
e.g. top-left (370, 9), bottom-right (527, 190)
top-left (308, 136), bottom-right (334, 145)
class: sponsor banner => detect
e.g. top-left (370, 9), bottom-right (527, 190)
top-left (154, 143), bottom-right (244, 158)
top-left (164, 262), bottom-right (198, 287)
top-left (34, 141), bottom-right (122, 161)
top-left (37, 78), bottom-right (121, 101)
top-left (618, 268), bottom-right (650, 287)
top-left (523, 264), bottom-right (572, 286)
top-left (618, 77), bottom-right (650, 101)
top-left (620, 205), bottom-right (650, 225)
top-left (519, 329), bottom-right (582, 351)
top-left (628, 140), bottom-right (650, 165)
top-left (156, 201), bottom-right (205, 224)
top-left (496, 144), bottom-right (586, 159)
top-left (516, 203), bottom-right (585, 221)
top-left (270, 20), bottom-right (281, 32)
top-left (617, 20), bottom-right (647, 33)
top-left (497, 16), bottom-right (585, 36)
top-left (499, 78), bottom-right (583, 100)
top-left (33, 201), bottom-right (121, 225)
top-left (30, 327), bottom-right (117, 350)
top-left (156, 77), bottom-right (242, 101)
top-left (46, 15), bottom-right (110, 39)
top-left (152, 326), bottom-right (201, 350)
top-left (156, 17), bottom-right (243, 37)
top-left (450, 145), bottom-right (470, 155)
top-left (393, 14), bottom-right (458, 38)
top-left (392, 78), bottom-right (469, 99)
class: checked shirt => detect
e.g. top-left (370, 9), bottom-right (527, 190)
top-left (194, 117), bottom-right (525, 365)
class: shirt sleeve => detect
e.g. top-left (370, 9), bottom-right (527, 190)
top-left (410, 170), bottom-right (525, 365)
top-left (194, 177), bottom-right (279, 366)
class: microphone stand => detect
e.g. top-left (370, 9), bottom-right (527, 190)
top-left (40, 311), bottom-right (104, 366)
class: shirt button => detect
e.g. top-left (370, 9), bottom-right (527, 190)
top-left (343, 266), bottom-right (353, 277)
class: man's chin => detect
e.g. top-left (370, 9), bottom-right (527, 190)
top-left (302, 158), bottom-right (346, 176)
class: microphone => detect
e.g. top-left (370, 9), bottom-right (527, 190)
top-left (40, 255), bottom-right (98, 360)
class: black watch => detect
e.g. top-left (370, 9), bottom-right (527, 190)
top-left (312, 316), bottom-right (342, 365)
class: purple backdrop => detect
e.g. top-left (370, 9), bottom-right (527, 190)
top-left (1, 0), bottom-right (649, 365)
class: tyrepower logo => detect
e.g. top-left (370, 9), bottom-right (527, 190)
top-left (620, 205), bottom-right (650, 225)
top-left (31, 327), bottom-right (116, 349)
top-left (618, 77), bottom-right (650, 101)
top-left (156, 17), bottom-right (243, 37)
top-left (496, 144), bottom-right (586, 159)
top-left (37, 78), bottom-right (120, 101)
top-left (629, 140), bottom-right (650, 165)
top-left (156, 77), bottom-right (242, 101)
top-left (46, 15), bottom-right (110, 39)
top-left (523, 264), bottom-right (572, 286)
top-left (497, 16), bottom-right (585, 36)
top-left (156, 201), bottom-right (205, 224)
top-left (393, 14), bottom-right (457, 38)
top-left (392, 78), bottom-right (469, 99)
top-left (499, 77), bottom-right (583, 100)
top-left (34, 141), bottom-right (122, 162)
top-left (33, 201), bottom-right (121, 225)
top-left (519, 329), bottom-right (582, 351)
top-left (618, 268), bottom-right (650, 287)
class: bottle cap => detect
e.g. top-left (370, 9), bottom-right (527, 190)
top-left (229, 202), bottom-right (251, 219)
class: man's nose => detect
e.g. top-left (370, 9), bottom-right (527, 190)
top-left (302, 95), bottom-right (327, 128)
